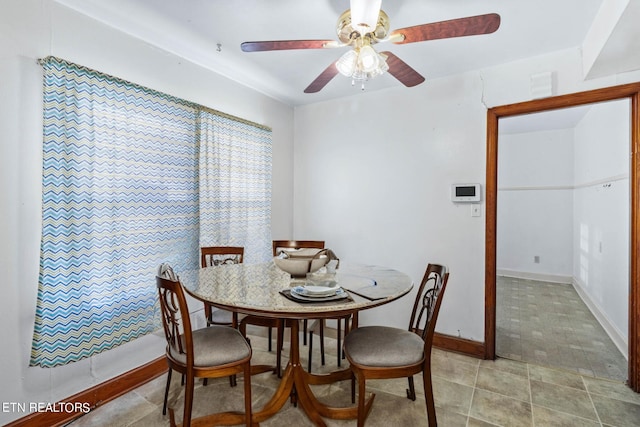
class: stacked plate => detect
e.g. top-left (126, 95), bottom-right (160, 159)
top-left (290, 283), bottom-right (347, 301)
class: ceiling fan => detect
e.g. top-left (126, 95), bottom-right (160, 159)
top-left (241, 0), bottom-right (500, 93)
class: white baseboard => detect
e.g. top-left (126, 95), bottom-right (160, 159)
top-left (497, 268), bottom-right (572, 284)
top-left (572, 278), bottom-right (628, 360)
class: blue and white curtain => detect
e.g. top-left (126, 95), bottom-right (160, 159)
top-left (31, 57), bottom-right (271, 367)
top-left (198, 110), bottom-right (272, 264)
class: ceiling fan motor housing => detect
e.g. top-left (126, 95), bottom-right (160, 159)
top-left (336, 9), bottom-right (390, 44)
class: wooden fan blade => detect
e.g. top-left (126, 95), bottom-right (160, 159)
top-left (391, 13), bottom-right (500, 44)
top-left (241, 40), bottom-right (335, 52)
top-left (382, 52), bottom-right (425, 87)
top-left (304, 61), bottom-right (339, 93)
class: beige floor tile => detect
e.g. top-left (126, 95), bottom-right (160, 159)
top-left (469, 388), bottom-right (532, 427)
top-left (479, 356), bottom-right (529, 378)
top-left (529, 379), bottom-right (598, 421)
top-left (433, 408), bottom-right (468, 427)
top-left (475, 366), bottom-right (531, 402)
top-left (71, 390), bottom-right (156, 427)
top-left (367, 376), bottom-right (423, 399)
top-left (433, 347), bottom-right (481, 366)
top-left (531, 404), bottom-right (600, 427)
top-left (432, 350), bottom-right (480, 387)
top-left (583, 375), bottom-right (640, 405)
top-left (527, 364), bottom-right (585, 391)
top-left (467, 416), bottom-right (501, 427)
top-left (432, 375), bottom-right (474, 416)
top-left (591, 393), bottom-right (640, 427)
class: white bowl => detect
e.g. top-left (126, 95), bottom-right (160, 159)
top-left (274, 256), bottom-right (328, 277)
top-left (303, 285), bottom-right (338, 296)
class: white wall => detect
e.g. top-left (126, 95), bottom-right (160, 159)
top-left (294, 75), bottom-right (489, 333)
top-left (497, 129), bottom-right (575, 281)
top-left (573, 100), bottom-right (629, 346)
top-left (293, 50), bottom-right (640, 340)
top-left (3, 0), bottom-right (640, 423)
top-left (0, 0), bottom-right (294, 424)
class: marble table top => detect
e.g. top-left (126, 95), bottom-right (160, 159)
top-left (180, 262), bottom-right (413, 319)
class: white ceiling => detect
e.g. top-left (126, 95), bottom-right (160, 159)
top-left (54, 0), bottom-right (635, 107)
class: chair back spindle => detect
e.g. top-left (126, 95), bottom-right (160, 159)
top-left (157, 276), bottom-right (195, 369)
top-left (272, 240), bottom-right (325, 256)
top-left (408, 264), bottom-right (449, 344)
top-left (201, 246), bottom-right (244, 268)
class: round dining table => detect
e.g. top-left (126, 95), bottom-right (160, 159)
top-left (180, 261), bottom-right (413, 426)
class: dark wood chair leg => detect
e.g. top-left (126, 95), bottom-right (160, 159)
top-left (351, 374), bottom-right (356, 404)
top-left (183, 373), bottom-right (195, 427)
top-left (308, 330), bottom-right (314, 372)
top-left (163, 368), bottom-right (172, 415)
top-left (357, 375), bottom-right (367, 427)
top-left (337, 318), bottom-right (342, 367)
top-left (243, 363), bottom-right (252, 426)
top-left (406, 376), bottom-right (416, 401)
top-left (303, 319), bottom-right (308, 345)
top-left (423, 368), bottom-right (437, 426)
top-left (319, 320), bottom-right (325, 366)
top-left (204, 303), bottom-right (212, 327)
top-left (268, 327), bottom-right (273, 352)
top-left (342, 316), bottom-right (350, 360)
top-left (276, 320), bottom-right (285, 378)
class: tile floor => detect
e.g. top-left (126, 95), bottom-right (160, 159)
top-left (68, 327), bottom-right (640, 426)
top-left (496, 276), bottom-right (627, 382)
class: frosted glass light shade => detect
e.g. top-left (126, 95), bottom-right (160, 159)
top-left (358, 45), bottom-right (379, 72)
top-left (336, 50), bottom-right (358, 76)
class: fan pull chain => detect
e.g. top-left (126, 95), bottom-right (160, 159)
top-left (351, 79), bottom-right (367, 91)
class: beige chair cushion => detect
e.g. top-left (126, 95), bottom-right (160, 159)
top-left (170, 325), bottom-right (251, 367)
top-left (344, 326), bottom-right (424, 367)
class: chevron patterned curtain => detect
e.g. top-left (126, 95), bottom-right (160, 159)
top-left (198, 109), bottom-right (272, 264)
top-left (31, 58), bottom-right (201, 367)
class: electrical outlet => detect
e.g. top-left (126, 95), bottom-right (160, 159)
top-left (471, 205), bottom-right (481, 217)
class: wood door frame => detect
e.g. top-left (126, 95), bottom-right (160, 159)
top-left (485, 82), bottom-right (640, 392)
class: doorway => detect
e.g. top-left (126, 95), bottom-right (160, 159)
top-left (484, 83), bottom-right (640, 392)
top-left (495, 100), bottom-right (629, 381)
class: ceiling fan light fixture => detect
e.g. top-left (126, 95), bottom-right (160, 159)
top-left (336, 49), bottom-right (358, 76)
top-left (358, 45), bottom-right (379, 72)
top-left (336, 44), bottom-right (389, 84)
top-left (375, 51), bottom-right (389, 75)
top-left (350, 0), bottom-right (382, 35)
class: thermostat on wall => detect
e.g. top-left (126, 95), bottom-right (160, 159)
top-left (451, 183), bottom-right (481, 203)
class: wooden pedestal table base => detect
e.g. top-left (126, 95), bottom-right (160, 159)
top-left (175, 320), bottom-right (368, 427)
top-left (253, 319), bottom-right (371, 426)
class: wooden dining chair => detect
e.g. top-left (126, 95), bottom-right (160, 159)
top-left (343, 263), bottom-right (449, 427)
top-left (201, 246), bottom-right (244, 328)
top-left (156, 267), bottom-right (253, 427)
top-left (200, 246), bottom-right (246, 387)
